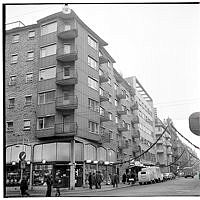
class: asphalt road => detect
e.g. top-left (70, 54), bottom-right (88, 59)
top-left (68, 177), bottom-right (200, 197)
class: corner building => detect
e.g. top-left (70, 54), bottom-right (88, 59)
top-left (6, 9), bottom-right (138, 189)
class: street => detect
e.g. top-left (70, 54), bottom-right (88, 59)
top-left (6, 177), bottom-right (200, 197)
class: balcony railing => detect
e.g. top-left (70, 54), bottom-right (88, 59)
top-left (99, 54), bottom-right (108, 64)
top-left (117, 106), bottom-right (127, 116)
top-left (131, 116), bottom-right (139, 124)
top-left (57, 24), bottom-right (78, 40)
top-left (55, 122), bottom-right (77, 136)
top-left (56, 95), bottom-right (78, 110)
top-left (99, 70), bottom-right (109, 84)
top-left (56, 69), bottom-right (78, 85)
top-left (99, 90), bottom-right (109, 102)
top-left (117, 122), bottom-right (128, 132)
top-left (114, 72), bottom-right (123, 83)
top-left (100, 110), bottom-right (110, 122)
top-left (157, 148), bottom-right (164, 154)
top-left (116, 90), bottom-right (126, 100)
top-left (132, 130), bottom-right (140, 138)
top-left (56, 46), bottom-right (78, 62)
top-left (130, 102), bottom-right (138, 111)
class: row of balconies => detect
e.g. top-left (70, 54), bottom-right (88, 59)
top-left (157, 147), bottom-right (173, 155)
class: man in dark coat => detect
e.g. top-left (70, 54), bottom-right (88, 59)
top-left (122, 173), bottom-right (126, 184)
top-left (88, 172), bottom-right (93, 189)
top-left (113, 173), bottom-right (119, 187)
top-left (46, 175), bottom-right (53, 197)
top-left (20, 176), bottom-right (30, 197)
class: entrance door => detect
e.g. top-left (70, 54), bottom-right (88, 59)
top-left (53, 165), bottom-right (70, 188)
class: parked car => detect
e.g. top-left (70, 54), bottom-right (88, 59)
top-left (138, 170), bottom-right (153, 185)
top-left (168, 172), bottom-right (175, 180)
top-left (163, 173), bottom-right (170, 181)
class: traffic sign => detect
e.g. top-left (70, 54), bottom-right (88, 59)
top-left (19, 151), bottom-right (26, 161)
top-left (20, 160), bottom-right (26, 169)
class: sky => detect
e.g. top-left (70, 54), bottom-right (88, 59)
top-left (4, 3), bottom-right (200, 159)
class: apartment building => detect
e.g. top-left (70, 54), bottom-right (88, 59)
top-left (125, 76), bottom-right (157, 166)
top-left (5, 8), bottom-right (140, 189)
top-left (155, 117), bottom-right (172, 173)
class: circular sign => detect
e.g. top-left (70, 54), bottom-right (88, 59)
top-left (19, 151), bottom-right (26, 161)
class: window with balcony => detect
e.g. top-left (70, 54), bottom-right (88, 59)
top-left (39, 66), bottom-right (56, 81)
top-left (115, 116), bottom-right (119, 124)
top-left (88, 77), bottom-right (98, 91)
top-left (28, 30), bottom-right (35, 38)
top-left (8, 98), bottom-right (15, 108)
top-left (25, 96), bottom-right (32, 105)
top-left (9, 75), bottom-right (16, 86)
top-left (37, 116), bottom-right (55, 129)
top-left (11, 54), bottom-right (18, 63)
top-left (88, 121), bottom-right (99, 134)
top-left (88, 98), bottom-right (99, 112)
top-left (38, 90), bottom-right (55, 104)
top-left (12, 34), bottom-right (19, 43)
top-left (27, 51), bottom-right (34, 61)
top-left (26, 73), bottom-right (33, 83)
top-left (7, 121), bottom-right (13, 132)
top-left (24, 120), bottom-right (30, 130)
top-left (88, 35), bottom-right (98, 50)
top-left (88, 56), bottom-right (98, 70)
top-left (41, 21), bottom-right (57, 36)
top-left (40, 44), bottom-right (56, 58)
top-left (108, 112), bottom-right (112, 120)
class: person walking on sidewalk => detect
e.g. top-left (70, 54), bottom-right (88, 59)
top-left (20, 176), bottom-right (30, 197)
top-left (122, 173), bottom-right (126, 184)
top-left (113, 173), bottom-right (119, 188)
top-left (45, 175), bottom-right (53, 197)
top-left (88, 172), bottom-right (93, 189)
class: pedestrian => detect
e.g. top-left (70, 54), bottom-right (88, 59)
top-left (55, 187), bottom-right (60, 197)
top-left (122, 173), bottom-right (126, 184)
top-left (92, 172), bottom-right (97, 189)
top-left (88, 172), bottom-right (93, 189)
top-left (20, 176), bottom-right (30, 197)
top-left (96, 171), bottom-right (102, 189)
top-left (113, 173), bottom-right (119, 188)
top-left (46, 175), bottom-right (53, 197)
top-left (126, 172), bottom-right (130, 184)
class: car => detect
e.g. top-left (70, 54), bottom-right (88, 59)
top-left (163, 173), bottom-right (170, 181)
top-left (168, 172), bottom-right (175, 180)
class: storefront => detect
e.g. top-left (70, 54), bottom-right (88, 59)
top-left (6, 144), bottom-right (31, 187)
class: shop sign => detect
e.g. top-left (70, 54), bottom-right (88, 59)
top-left (19, 151), bottom-right (26, 161)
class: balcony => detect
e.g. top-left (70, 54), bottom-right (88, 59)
top-left (99, 55), bottom-right (108, 64)
top-left (117, 106), bottom-right (127, 116)
top-left (166, 140), bottom-right (172, 147)
top-left (128, 87), bottom-right (135, 96)
top-left (57, 25), bottom-right (78, 40)
top-left (99, 70), bottom-right (109, 84)
top-left (167, 149), bottom-right (173, 155)
top-left (56, 47), bottom-right (78, 62)
top-left (130, 102), bottom-right (138, 111)
top-left (100, 111), bottom-right (111, 122)
top-left (132, 145), bottom-right (140, 152)
top-left (116, 90), bottom-right (126, 100)
top-left (56, 95), bottom-right (78, 110)
top-left (114, 72), bottom-right (123, 83)
top-left (165, 133), bottom-right (171, 139)
top-left (131, 116), bottom-right (139, 124)
top-left (157, 148), bottom-right (164, 154)
top-left (118, 140), bottom-right (129, 149)
top-left (157, 138), bottom-right (164, 144)
top-left (155, 131), bottom-right (162, 136)
top-left (132, 130), bottom-right (140, 138)
top-left (117, 122), bottom-right (128, 132)
top-left (56, 69), bottom-right (78, 85)
top-left (99, 90), bottom-right (109, 102)
top-left (55, 122), bottom-right (77, 137)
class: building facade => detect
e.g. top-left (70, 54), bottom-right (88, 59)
top-left (5, 8), bottom-right (141, 189)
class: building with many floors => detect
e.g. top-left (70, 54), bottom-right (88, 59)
top-left (5, 8), bottom-right (146, 189)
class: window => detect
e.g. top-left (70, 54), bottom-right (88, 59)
top-left (39, 67), bottom-right (56, 80)
top-left (11, 54), bottom-right (18, 63)
top-left (122, 105), bottom-right (126, 111)
top-left (88, 121), bottom-right (99, 134)
top-left (64, 68), bottom-right (70, 77)
top-left (28, 31), bottom-right (35, 38)
top-left (7, 121), bottom-right (13, 132)
top-left (108, 77), bottom-right (111, 85)
top-left (88, 35), bottom-right (98, 50)
top-left (99, 69), bottom-right (103, 76)
top-left (64, 24), bottom-right (71, 31)
top-left (26, 73), bottom-right (33, 83)
top-left (27, 51), bottom-right (34, 61)
top-left (25, 96), bottom-right (32, 105)
top-left (127, 124), bottom-right (131, 130)
top-left (88, 98), bottom-right (99, 112)
top-left (109, 130), bottom-right (113, 140)
top-left (12, 34), bottom-right (19, 43)
top-left (8, 98), bottom-right (15, 108)
top-left (100, 107), bottom-right (105, 116)
top-left (88, 77), bottom-right (98, 91)
top-left (37, 116), bottom-right (54, 129)
top-left (41, 21), bottom-right (57, 36)
top-left (114, 99), bottom-right (118, 107)
top-left (64, 44), bottom-right (71, 54)
top-left (108, 94), bottom-right (112, 103)
top-left (40, 44), bottom-right (56, 58)
top-left (114, 83), bottom-right (118, 90)
top-left (115, 116), bottom-right (119, 124)
top-left (24, 120), bottom-right (30, 130)
top-left (38, 90), bottom-right (55, 104)
top-left (88, 56), bottom-right (98, 70)
top-left (9, 75), bottom-right (16, 86)
top-left (127, 109), bottom-right (130, 115)
top-left (107, 61), bottom-right (111, 68)
top-left (108, 112), bottom-right (112, 120)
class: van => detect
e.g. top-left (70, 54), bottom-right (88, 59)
top-left (138, 168), bottom-right (154, 185)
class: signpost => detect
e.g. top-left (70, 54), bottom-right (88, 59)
top-left (19, 151), bottom-right (26, 181)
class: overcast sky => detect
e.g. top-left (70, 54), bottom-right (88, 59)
top-left (5, 3), bottom-right (200, 158)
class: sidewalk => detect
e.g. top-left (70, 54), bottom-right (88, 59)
top-left (6, 182), bottom-right (135, 197)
